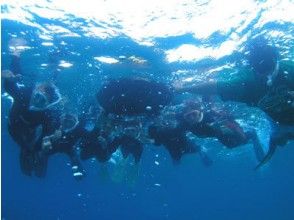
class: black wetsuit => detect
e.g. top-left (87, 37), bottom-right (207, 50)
top-left (79, 127), bottom-right (113, 163)
top-left (108, 135), bottom-right (143, 163)
top-left (4, 55), bottom-right (61, 176)
top-left (178, 108), bottom-right (248, 148)
top-left (37, 115), bottom-right (94, 179)
top-left (148, 125), bottom-right (197, 162)
top-left (97, 78), bottom-right (173, 116)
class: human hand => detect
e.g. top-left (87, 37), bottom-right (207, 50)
top-left (1, 70), bottom-right (21, 81)
top-left (42, 136), bottom-right (53, 152)
top-left (51, 130), bottom-right (62, 142)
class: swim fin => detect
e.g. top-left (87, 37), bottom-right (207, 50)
top-left (254, 141), bottom-right (277, 170)
top-left (198, 146), bottom-right (213, 167)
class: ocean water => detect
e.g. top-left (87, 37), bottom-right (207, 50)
top-left (1, 0), bottom-right (294, 220)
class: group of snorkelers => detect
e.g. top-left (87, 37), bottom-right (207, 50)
top-left (2, 35), bottom-right (293, 180)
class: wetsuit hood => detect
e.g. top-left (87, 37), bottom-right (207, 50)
top-left (246, 36), bottom-right (279, 86)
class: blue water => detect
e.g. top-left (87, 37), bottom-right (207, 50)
top-left (1, 0), bottom-right (294, 219)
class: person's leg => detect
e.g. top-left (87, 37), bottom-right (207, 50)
top-left (255, 137), bottom-right (278, 170)
top-left (169, 139), bottom-right (194, 164)
top-left (255, 125), bottom-right (294, 170)
top-left (246, 130), bottom-right (265, 162)
top-left (216, 119), bottom-right (248, 148)
top-left (168, 146), bottom-right (182, 164)
top-left (80, 146), bottom-right (93, 161)
top-left (274, 125), bottom-right (294, 146)
top-left (193, 142), bottom-right (213, 167)
top-left (34, 151), bottom-right (49, 178)
top-left (68, 148), bottom-right (85, 181)
top-left (133, 143), bottom-right (143, 164)
top-left (19, 148), bottom-right (34, 176)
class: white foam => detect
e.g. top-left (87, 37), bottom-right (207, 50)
top-left (94, 56), bottom-right (119, 64)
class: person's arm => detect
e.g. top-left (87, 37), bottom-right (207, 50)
top-left (197, 145), bottom-right (213, 167)
top-left (2, 55), bottom-right (24, 99)
top-left (68, 147), bottom-right (85, 180)
top-left (108, 136), bottom-right (122, 153)
top-left (10, 54), bottom-right (22, 76)
top-left (133, 141), bottom-right (143, 164)
top-left (278, 60), bottom-right (294, 89)
top-left (41, 129), bottom-right (62, 153)
top-left (175, 81), bottom-right (218, 95)
top-left (2, 70), bottom-right (19, 97)
top-left (175, 68), bottom-right (254, 103)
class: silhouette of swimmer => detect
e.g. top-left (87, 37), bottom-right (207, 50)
top-left (3, 52), bottom-right (62, 177)
top-left (97, 78), bottom-right (173, 116)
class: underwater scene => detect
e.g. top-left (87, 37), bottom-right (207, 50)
top-left (1, 0), bottom-right (294, 219)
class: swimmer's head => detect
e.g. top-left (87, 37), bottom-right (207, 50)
top-left (183, 109), bottom-right (204, 125)
top-left (122, 119), bottom-right (141, 138)
top-left (182, 100), bottom-right (204, 125)
top-left (30, 82), bottom-right (62, 111)
top-left (246, 36), bottom-right (279, 82)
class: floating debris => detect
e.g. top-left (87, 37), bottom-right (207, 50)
top-left (59, 60), bottom-right (73, 68)
top-left (72, 166), bottom-right (78, 170)
top-left (73, 172), bottom-right (83, 177)
top-left (146, 106), bottom-right (152, 111)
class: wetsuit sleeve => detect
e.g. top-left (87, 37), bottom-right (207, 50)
top-left (109, 137), bottom-right (122, 153)
top-left (3, 55), bottom-right (24, 99)
top-left (216, 68), bottom-right (256, 102)
top-left (10, 55), bottom-right (22, 75)
top-left (258, 60), bottom-right (294, 124)
top-left (75, 115), bottom-right (89, 136)
top-left (278, 60), bottom-right (294, 89)
top-left (3, 78), bottom-right (20, 99)
top-left (68, 115), bottom-right (96, 139)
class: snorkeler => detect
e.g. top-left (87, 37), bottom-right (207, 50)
top-left (38, 105), bottom-right (104, 180)
top-left (174, 36), bottom-right (294, 167)
top-left (83, 114), bottom-right (145, 164)
top-left (177, 100), bottom-right (265, 162)
top-left (108, 116), bottom-right (147, 163)
top-left (2, 39), bottom-right (63, 177)
top-left (79, 126), bottom-right (112, 163)
top-left (97, 78), bottom-right (173, 116)
top-left (37, 112), bottom-right (97, 180)
top-left (79, 108), bottom-right (121, 163)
